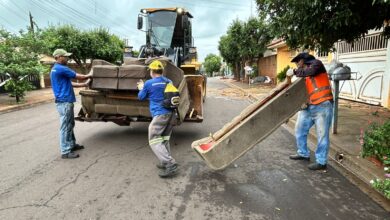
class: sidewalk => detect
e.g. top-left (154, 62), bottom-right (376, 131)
top-left (220, 77), bottom-right (390, 209)
top-left (0, 87), bottom-right (83, 114)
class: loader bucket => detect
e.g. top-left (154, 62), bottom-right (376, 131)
top-left (183, 75), bottom-right (204, 122)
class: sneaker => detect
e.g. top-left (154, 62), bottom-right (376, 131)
top-left (158, 164), bottom-right (178, 178)
top-left (308, 163), bottom-right (327, 170)
top-left (289, 154), bottom-right (310, 161)
top-left (61, 152), bottom-right (79, 159)
top-left (71, 144), bottom-right (84, 152)
top-left (157, 162), bottom-right (179, 169)
top-left (156, 163), bottom-right (166, 169)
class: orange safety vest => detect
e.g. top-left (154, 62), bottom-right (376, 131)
top-left (305, 72), bottom-right (333, 105)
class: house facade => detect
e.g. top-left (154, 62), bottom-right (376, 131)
top-left (259, 31), bottom-right (390, 108)
top-left (333, 31), bottom-right (389, 108)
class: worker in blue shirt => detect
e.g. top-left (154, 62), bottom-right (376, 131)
top-left (138, 60), bottom-right (178, 178)
top-left (50, 49), bottom-right (91, 159)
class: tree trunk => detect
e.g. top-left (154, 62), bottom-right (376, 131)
top-left (81, 59), bottom-right (87, 74)
top-left (74, 58), bottom-right (87, 74)
top-left (235, 62), bottom-right (240, 81)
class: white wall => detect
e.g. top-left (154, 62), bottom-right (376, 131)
top-left (383, 42), bottom-right (390, 108)
top-left (335, 36), bottom-right (389, 106)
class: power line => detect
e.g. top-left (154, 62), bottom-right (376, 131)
top-left (30, 0), bottom-right (94, 28)
top-left (195, 0), bottom-right (250, 8)
top-left (0, 1), bottom-right (29, 23)
top-left (78, 1), bottom-right (137, 32)
top-left (48, 1), bottom-right (102, 27)
top-left (35, 0), bottom-right (99, 28)
top-left (161, 0), bottom-right (250, 11)
top-left (66, 0), bottom-right (138, 40)
top-left (32, 0), bottom-right (129, 39)
top-left (76, 0), bottom-right (138, 35)
top-left (44, 0), bottom-right (132, 38)
top-left (9, 1), bottom-right (28, 15)
top-left (0, 14), bottom-right (19, 32)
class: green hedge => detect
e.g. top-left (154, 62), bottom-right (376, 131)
top-left (362, 119), bottom-right (390, 161)
top-left (276, 65), bottom-right (290, 83)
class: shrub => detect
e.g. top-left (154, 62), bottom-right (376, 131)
top-left (251, 64), bottom-right (258, 78)
top-left (361, 119), bottom-right (390, 162)
top-left (276, 65), bottom-right (290, 82)
top-left (4, 78), bottom-right (35, 103)
top-left (371, 179), bottom-right (390, 199)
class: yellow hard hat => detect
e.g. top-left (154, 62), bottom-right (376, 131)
top-left (148, 60), bottom-right (164, 70)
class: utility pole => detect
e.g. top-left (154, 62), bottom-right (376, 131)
top-left (250, 0), bottom-right (253, 17)
top-left (29, 11), bottom-right (34, 34)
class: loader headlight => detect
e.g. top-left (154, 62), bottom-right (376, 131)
top-left (189, 47), bottom-right (197, 54)
top-left (141, 9), bottom-right (147, 14)
top-left (177, 8), bottom-right (183, 14)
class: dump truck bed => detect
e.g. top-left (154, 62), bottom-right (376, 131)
top-left (191, 78), bottom-right (307, 170)
top-left (76, 58), bottom-right (205, 125)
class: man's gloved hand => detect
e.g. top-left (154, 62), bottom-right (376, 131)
top-left (286, 68), bottom-right (295, 77)
top-left (137, 80), bottom-right (144, 90)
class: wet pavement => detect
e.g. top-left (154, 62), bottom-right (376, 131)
top-left (0, 78), bottom-right (388, 219)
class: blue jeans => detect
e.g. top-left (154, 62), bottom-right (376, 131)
top-left (295, 101), bottom-right (333, 165)
top-left (56, 102), bottom-right (76, 154)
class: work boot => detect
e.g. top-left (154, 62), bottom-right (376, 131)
top-left (158, 164), bottom-right (178, 178)
top-left (61, 152), bottom-right (79, 159)
top-left (289, 154), bottom-right (310, 161)
top-left (308, 163), bottom-right (327, 170)
top-left (71, 144), bottom-right (84, 152)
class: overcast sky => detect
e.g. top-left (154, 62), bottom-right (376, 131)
top-left (0, 0), bottom-right (256, 61)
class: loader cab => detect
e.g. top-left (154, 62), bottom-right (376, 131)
top-left (137, 8), bottom-right (193, 65)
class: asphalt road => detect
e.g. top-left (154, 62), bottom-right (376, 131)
top-left (0, 78), bottom-right (388, 220)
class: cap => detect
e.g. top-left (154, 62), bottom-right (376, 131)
top-left (148, 60), bottom-right (164, 70)
top-left (291, 52), bottom-right (315, 63)
top-left (53, 49), bottom-right (72, 57)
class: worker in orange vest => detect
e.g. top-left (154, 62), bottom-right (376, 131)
top-left (288, 52), bottom-right (333, 170)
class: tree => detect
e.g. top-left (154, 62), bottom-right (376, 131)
top-left (240, 17), bottom-right (272, 62)
top-left (39, 25), bottom-right (124, 73)
top-left (203, 54), bottom-right (222, 76)
top-left (0, 29), bottom-right (48, 103)
top-left (256, 0), bottom-right (390, 51)
top-left (132, 50), bottom-right (140, 57)
top-left (219, 17), bottom-right (271, 80)
top-left (218, 19), bottom-right (243, 80)
top-left (219, 35), bottom-right (237, 76)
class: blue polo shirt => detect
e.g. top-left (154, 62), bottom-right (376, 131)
top-left (138, 76), bottom-right (172, 117)
top-left (50, 63), bottom-right (76, 103)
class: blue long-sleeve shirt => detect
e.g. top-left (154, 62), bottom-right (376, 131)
top-left (138, 76), bottom-right (172, 117)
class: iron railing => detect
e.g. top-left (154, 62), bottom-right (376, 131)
top-left (0, 74), bottom-right (41, 93)
top-left (337, 33), bottom-right (388, 54)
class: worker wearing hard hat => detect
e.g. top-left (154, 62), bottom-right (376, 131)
top-left (137, 60), bottom-right (178, 178)
top-left (288, 53), bottom-right (333, 170)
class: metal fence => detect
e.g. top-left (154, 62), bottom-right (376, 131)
top-left (337, 33), bottom-right (388, 54)
top-left (0, 74), bottom-right (41, 93)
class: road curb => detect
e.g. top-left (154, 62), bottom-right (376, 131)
top-left (222, 79), bottom-right (390, 211)
top-left (0, 98), bottom-right (54, 115)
